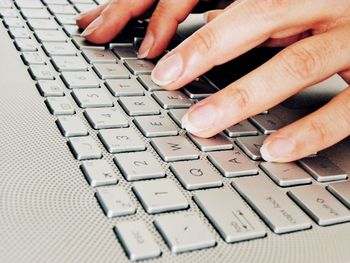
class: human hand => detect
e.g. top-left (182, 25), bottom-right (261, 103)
top-left (150, 0), bottom-right (350, 162)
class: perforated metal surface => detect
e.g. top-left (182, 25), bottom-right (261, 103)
top-left (1, 20), bottom-right (350, 263)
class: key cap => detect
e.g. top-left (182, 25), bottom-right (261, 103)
top-left (43, 0), bottom-right (69, 4)
top-left (42, 42), bottom-right (77, 56)
top-left (27, 18), bottom-right (59, 30)
top-left (68, 136), bottom-right (102, 160)
top-left (260, 162), bottom-right (312, 187)
top-left (85, 107), bottom-right (128, 129)
top-left (151, 136), bottom-right (199, 162)
top-left (106, 79), bottom-right (144, 97)
top-left (114, 152), bottom-right (165, 181)
top-left (57, 115), bottom-right (88, 137)
top-left (81, 159), bottom-right (117, 187)
top-left (55, 14), bottom-right (76, 25)
top-left (288, 185), bottom-right (350, 226)
top-left (183, 80), bottom-right (218, 99)
top-left (15, 39), bottom-right (38, 51)
top-left (61, 71), bottom-right (100, 88)
top-left (37, 80), bottom-right (64, 97)
top-left (72, 36), bottom-right (104, 49)
top-left (327, 181), bottom-right (350, 209)
top-left (46, 97), bottom-right (75, 115)
top-left (21, 8), bottom-right (51, 19)
top-left (225, 120), bottom-right (259, 137)
top-left (152, 91), bottom-right (192, 109)
top-left (250, 114), bottom-right (286, 135)
top-left (236, 135), bottom-right (266, 161)
top-left (115, 220), bottom-right (161, 261)
top-left (124, 59), bottom-right (154, 75)
top-left (99, 128), bottom-right (146, 153)
top-left (75, 3), bottom-right (97, 13)
top-left (168, 109), bottom-right (187, 128)
top-left (171, 160), bottom-right (222, 190)
top-left (138, 75), bottom-right (164, 91)
top-left (82, 49), bottom-right (117, 64)
top-left (208, 150), bottom-right (258, 177)
top-left (51, 56), bottom-right (88, 72)
top-left (49, 4), bottom-right (76, 15)
top-left (62, 24), bottom-right (81, 36)
top-left (29, 65), bottom-right (55, 80)
top-left (22, 52), bottom-right (45, 65)
top-left (133, 178), bottom-right (188, 214)
top-left (3, 17), bottom-right (24, 28)
top-left (93, 63), bottom-right (130, 79)
top-left (35, 30), bottom-right (67, 42)
top-left (72, 88), bottom-right (113, 108)
top-left (193, 188), bottom-right (266, 243)
top-left (188, 133), bottom-right (233, 152)
top-left (119, 96), bottom-right (160, 116)
top-left (154, 213), bottom-right (216, 254)
top-left (0, 0), bottom-right (12, 8)
top-left (134, 115), bottom-right (178, 137)
top-left (232, 176), bottom-right (311, 233)
top-left (9, 27), bottom-right (31, 38)
top-left (298, 156), bottom-right (348, 182)
top-left (0, 9), bottom-right (18, 18)
top-left (112, 46), bottom-right (138, 60)
top-left (16, 0), bottom-right (44, 9)
top-left (96, 187), bottom-right (136, 217)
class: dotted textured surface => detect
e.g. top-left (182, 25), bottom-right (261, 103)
top-left (1, 13), bottom-right (350, 263)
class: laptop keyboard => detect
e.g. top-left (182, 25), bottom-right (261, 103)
top-left (1, 0), bottom-right (350, 261)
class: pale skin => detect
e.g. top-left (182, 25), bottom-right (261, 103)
top-left (76, 0), bottom-right (350, 162)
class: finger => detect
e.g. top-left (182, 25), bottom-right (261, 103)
top-left (260, 86), bottom-right (350, 162)
top-left (138, 0), bottom-right (198, 59)
top-left (203, 9), bottom-right (223, 23)
top-left (80, 0), bottom-right (153, 44)
top-left (75, 2), bottom-right (108, 29)
top-left (151, 0), bottom-right (349, 88)
top-left (262, 31), bottom-right (311, 47)
top-left (180, 25), bottom-right (350, 138)
top-left (340, 69), bottom-right (350, 83)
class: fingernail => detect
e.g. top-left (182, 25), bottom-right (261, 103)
top-left (138, 32), bottom-right (154, 59)
top-left (81, 16), bottom-right (103, 37)
top-left (260, 137), bottom-right (296, 162)
top-left (181, 103), bottom-right (217, 134)
top-left (75, 12), bottom-right (86, 21)
top-left (151, 53), bottom-right (183, 86)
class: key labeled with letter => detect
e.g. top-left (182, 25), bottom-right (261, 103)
top-left (84, 107), bottom-right (128, 129)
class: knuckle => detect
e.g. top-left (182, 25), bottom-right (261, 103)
top-left (280, 44), bottom-right (324, 81)
top-left (228, 85), bottom-right (254, 110)
top-left (190, 27), bottom-right (218, 58)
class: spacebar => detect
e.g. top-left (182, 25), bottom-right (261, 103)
top-left (193, 188), bottom-right (266, 243)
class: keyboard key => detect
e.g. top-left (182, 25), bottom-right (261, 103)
top-left (84, 107), bottom-right (128, 129)
top-left (0, 9), bottom-right (18, 18)
top-left (75, 3), bottom-right (97, 13)
top-left (72, 36), bottom-right (104, 49)
top-left (154, 213), bottom-right (216, 253)
top-left (81, 159), bottom-right (117, 187)
top-left (99, 128), bottom-right (146, 153)
top-left (119, 96), bottom-right (160, 116)
top-left (168, 109), bottom-right (187, 128)
top-left (188, 133), bottom-right (232, 152)
top-left (8, 27), bottom-right (31, 38)
top-left (232, 176), bottom-right (311, 233)
top-left (16, 0), bottom-right (44, 9)
top-left (112, 46), bottom-right (138, 60)
top-left (46, 97), bottom-right (75, 115)
top-left (62, 24), bottom-right (81, 36)
top-left (106, 79), bottom-right (144, 97)
top-left (21, 8), bottom-right (51, 19)
top-left (170, 160), bottom-right (222, 190)
top-left (82, 49), bottom-right (117, 64)
top-left (115, 220), bottom-right (161, 261)
top-left (133, 178), bottom-right (188, 214)
top-left (61, 71), bottom-right (99, 89)
top-left (3, 17), bottom-right (24, 28)
top-left (327, 181), bottom-right (350, 209)
top-left (236, 135), bottom-right (266, 161)
top-left (15, 39), bottom-right (38, 51)
top-left (114, 152), bottom-right (165, 181)
top-left (35, 29), bottom-right (67, 42)
top-left (51, 56), bottom-right (88, 72)
top-left (55, 14), bottom-right (76, 25)
top-left (27, 18), bottom-right (59, 30)
top-left (260, 162), bottom-right (312, 187)
top-left (37, 80), bottom-right (64, 97)
top-left (151, 136), bottom-right (199, 162)
top-left (249, 113), bottom-right (286, 135)
top-left (138, 75), bottom-right (164, 91)
top-left (42, 42), bottom-right (77, 56)
top-left (183, 79), bottom-right (218, 99)
top-left (124, 59), bottom-right (154, 75)
top-left (69, 136), bottom-right (102, 160)
top-left (96, 186), bottom-right (136, 217)
top-left (93, 63), bottom-right (130, 79)
top-left (0, 0), bottom-right (12, 8)
top-left (193, 188), bottom-right (266, 243)
top-left (49, 4), bottom-right (77, 15)
top-left (29, 65), bottom-right (55, 80)
top-left (152, 91), bottom-right (192, 109)
top-left (298, 156), bottom-right (347, 182)
top-left (56, 115), bottom-right (88, 137)
top-left (22, 52), bottom-right (45, 65)
top-left (134, 115), bottom-right (178, 137)
top-left (72, 88), bottom-right (113, 108)
top-left (225, 120), bottom-right (258, 137)
top-left (288, 185), bottom-right (350, 226)
top-left (208, 150), bottom-right (258, 177)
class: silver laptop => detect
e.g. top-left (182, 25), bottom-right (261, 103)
top-left (1, 0), bottom-right (350, 262)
